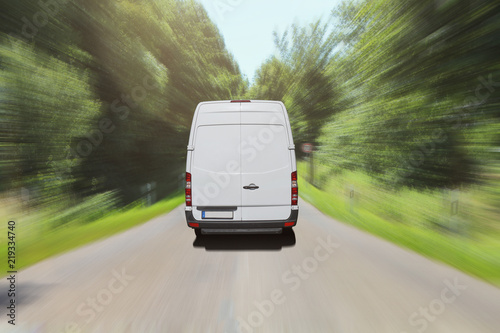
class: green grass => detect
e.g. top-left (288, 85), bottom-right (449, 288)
top-left (0, 192), bottom-right (184, 276)
top-left (298, 162), bottom-right (500, 286)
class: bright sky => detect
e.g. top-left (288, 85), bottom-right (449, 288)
top-left (195, 0), bottom-right (343, 83)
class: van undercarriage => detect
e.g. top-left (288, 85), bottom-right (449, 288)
top-left (186, 209), bottom-right (298, 235)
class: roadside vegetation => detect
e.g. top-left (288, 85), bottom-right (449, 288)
top-left (298, 162), bottom-right (500, 286)
top-left (0, 192), bottom-right (183, 275)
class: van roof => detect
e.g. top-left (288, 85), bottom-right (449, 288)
top-left (189, 100), bottom-right (294, 150)
top-left (196, 100), bottom-right (286, 114)
top-left (197, 100), bottom-right (283, 105)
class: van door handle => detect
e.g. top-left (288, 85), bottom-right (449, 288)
top-left (243, 183), bottom-right (259, 190)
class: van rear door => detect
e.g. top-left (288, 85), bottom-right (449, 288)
top-left (240, 102), bottom-right (292, 221)
top-left (190, 103), bottom-right (242, 221)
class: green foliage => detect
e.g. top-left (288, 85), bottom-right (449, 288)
top-left (0, 0), bottom-right (246, 211)
top-left (0, 39), bottom-right (100, 203)
top-left (313, 0), bottom-right (497, 189)
top-left (249, 20), bottom-right (344, 151)
top-left (249, 0), bottom-right (499, 189)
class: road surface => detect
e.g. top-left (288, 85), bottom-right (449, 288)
top-left (1, 200), bottom-right (499, 332)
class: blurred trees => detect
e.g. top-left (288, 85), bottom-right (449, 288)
top-left (321, 0), bottom-right (500, 189)
top-left (0, 40), bottom-right (100, 204)
top-left (251, 0), bottom-right (500, 189)
top-left (0, 0), bottom-right (246, 209)
top-left (250, 21), bottom-right (343, 152)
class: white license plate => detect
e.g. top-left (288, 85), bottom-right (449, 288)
top-left (202, 211), bottom-right (233, 219)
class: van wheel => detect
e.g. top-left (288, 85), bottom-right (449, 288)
top-left (282, 228), bottom-right (293, 235)
top-left (194, 229), bottom-right (202, 237)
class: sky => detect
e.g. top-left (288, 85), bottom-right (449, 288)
top-left (195, 0), bottom-right (343, 83)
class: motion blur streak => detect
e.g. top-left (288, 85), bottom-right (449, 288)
top-left (0, 0), bottom-right (499, 331)
top-left (0, 0), bottom-right (246, 216)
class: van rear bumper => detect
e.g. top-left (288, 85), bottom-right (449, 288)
top-left (185, 209), bottom-right (298, 230)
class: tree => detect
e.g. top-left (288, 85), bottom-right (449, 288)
top-left (0, 0), bottom-right (247, 209)
top-left (251, 19), bottom-right (343, 152)
top-left (317, 0), bottom-right (500, 188)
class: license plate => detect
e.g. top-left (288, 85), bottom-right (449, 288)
top-left (202, 211), bottom-right (233, 219)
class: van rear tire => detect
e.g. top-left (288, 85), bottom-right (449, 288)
top-left (194, 229), bottom-right (202, 237)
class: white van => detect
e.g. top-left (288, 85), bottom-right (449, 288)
top-left (185, 100), bottom-right (298, 236)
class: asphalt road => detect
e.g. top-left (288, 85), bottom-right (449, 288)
top-left (1, 200), bottom-right (499, 332)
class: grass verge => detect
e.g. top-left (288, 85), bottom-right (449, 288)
top-left (1, 192), bottom-right (184, 276)
top-left (298, 167), bottom-right (500, 287)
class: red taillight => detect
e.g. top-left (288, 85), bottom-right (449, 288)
top-left (292, 188), bottom-right (298, 205)
top-left (285, 222), bottom-right (295, 227)
top-left (188, 222), bottom-right (199, 227)
top-left (291, 171), bottom-right (298, 205)
top-left (185, 172), bottom-right (192, 206)
top-left (230, 100), bottom-right (251, 103)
